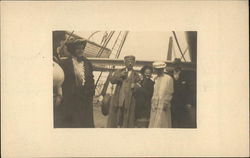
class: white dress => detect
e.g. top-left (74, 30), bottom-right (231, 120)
top-left (149, 74), bottom-right (174, 128)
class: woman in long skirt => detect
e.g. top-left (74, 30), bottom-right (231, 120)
top-left (149, 61), bottom-right (174, 128)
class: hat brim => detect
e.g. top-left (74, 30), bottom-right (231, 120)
top-left (154, 66), bottom-right (165, 69)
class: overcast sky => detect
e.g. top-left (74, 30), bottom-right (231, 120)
top-left (74, 31), bottom-right (191, 61)
top-left (73, 31), bottom-right (191, 94)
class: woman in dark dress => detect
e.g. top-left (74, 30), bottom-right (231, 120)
top-left (54, 39), bottom-right (95, 128)
top-left (133, 65), bottom-right (154, 128)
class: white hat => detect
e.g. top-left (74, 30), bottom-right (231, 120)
top-left (152, 61), bottom-right (166, 69)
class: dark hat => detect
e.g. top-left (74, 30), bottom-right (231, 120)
top-left (124, 55), bottom-right (135, 60)
top-left (140, 65), bottom-right (153, 74)
top-left (65, 38), bottom-right (87, 53)
top-left (173, 58), bottom-right (181, 64)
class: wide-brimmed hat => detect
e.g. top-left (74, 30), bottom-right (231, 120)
top-left (153, 61), bottom-right (166, 69)
top-left (140, 65), bottom-right (153, 74)
top-left (65, 38), bottom-right (87, 53)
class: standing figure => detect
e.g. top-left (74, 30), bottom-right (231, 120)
top-left (171, 58), bottom-right (196, 128)
top-left (149, 61), bottom-right (174, 128)
top-left (133, 65), bottom-right (154, 128)
top-left (54, 39), bottom-right (95, 128)
top-left (107, 55), bottom-right (140, 128)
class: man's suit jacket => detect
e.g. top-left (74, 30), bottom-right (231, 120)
top-left (107, 68), bottom-right (140, 128)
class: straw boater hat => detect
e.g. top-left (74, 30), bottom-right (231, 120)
top-left (152, 61), bottom-right (166, 69)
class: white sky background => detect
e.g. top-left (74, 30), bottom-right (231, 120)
top-left (73, 31), bottom-right (192, 94)
top-left (74, 31), bottom-right (191, 61)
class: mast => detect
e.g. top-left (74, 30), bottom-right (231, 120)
top-left (172, 31), bottom-right (187, 62)
top-left (167, 36), bottom-right (173, 61)
top-left (185, 31), bottom-right (197, 64)
top-left (98, 31), bottom-right (129, 97)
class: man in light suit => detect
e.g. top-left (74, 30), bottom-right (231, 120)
top-left (107, 55), bottom-right (140, 128)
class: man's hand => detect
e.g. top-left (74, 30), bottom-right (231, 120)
top-left (98, 95), bottom-right (104, 102)
top-left (120, 70), bottom-right (127, 79)
top-left (131, 83), bottom-right (136, 89)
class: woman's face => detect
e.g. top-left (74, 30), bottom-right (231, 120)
top-left (138, 73), bottom-right (143, 81)
top-left (73, 44), bottom-right (84, 57)
top-left (144, 69), bottom-right (152, 79)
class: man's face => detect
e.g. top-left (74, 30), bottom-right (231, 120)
top-left (124, 59), bottom-right (135, 70)
top-left (144, 69), bottom-right (152, 79)
top-left (73, 44), bottom-right (84, 57)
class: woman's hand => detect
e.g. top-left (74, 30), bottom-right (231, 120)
top-left (54, 95), bottom-right (63, 107)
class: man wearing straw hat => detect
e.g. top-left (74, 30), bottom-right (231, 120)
top-left (107, 55), bottom-right (140, 128)
top-left (149, 61), bottom-right (174, 128)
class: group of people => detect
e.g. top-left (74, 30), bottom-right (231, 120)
top-left (53, 38), bottom-right (196, 128)
top-left (107, 56), bottom-right (196, 128)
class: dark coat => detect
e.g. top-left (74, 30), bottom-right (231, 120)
top-left (170, 71), bottom-right (196, 128)
top-left (133, 78), bottom-right (154, 120)
top-left (54, 56), bottom-right (95, 128)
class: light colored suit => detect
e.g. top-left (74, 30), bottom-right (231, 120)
top-left (107, 68), bottom-right (140, 128)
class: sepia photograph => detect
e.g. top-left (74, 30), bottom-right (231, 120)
top-left (2, 1), bottom-right (248, 157)
top-left (53, 31), bottom-right (197, 128)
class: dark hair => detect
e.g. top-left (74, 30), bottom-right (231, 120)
top-left (66, 39), bottom-right (87, 54)
top-left (140, 65), bottom-right (153, 74)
